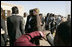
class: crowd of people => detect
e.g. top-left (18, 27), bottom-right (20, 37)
top-left (1, 6), bottom-right (71, 46)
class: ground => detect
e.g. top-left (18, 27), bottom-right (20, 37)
top-left (39, 30), bottom-right (56, 46)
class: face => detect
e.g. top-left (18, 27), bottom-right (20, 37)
top-left (33, 11), bottom-right (38, 15)
top-left (39, 14), bottom-right (42, 18)
top-left (33, 9), bottom-right (39, 15)
top-left (29, 9), bottom-right (33, 15)
top-left (24, 13), bottom-right (27, 17)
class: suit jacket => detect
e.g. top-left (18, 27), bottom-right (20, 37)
top-left (25, 15), bottom-right (31, 33)
top-left (41, 17), bottom-right (45, 26)
top-left (25, 15), bottom-right (42, 33)
top-left (25, 15), bottom-right (38, 33)
top-left (7, 15), bottom-right (24, 40)
top-left (45, 16), bottom-right (49, 24)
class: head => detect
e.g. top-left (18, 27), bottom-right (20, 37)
top-left (58, 15), bottom-right (61, 17)
top-left (54, 15), bottom-right (57, 19)
top-left (67, 14), bottom-right (71, 22)
top-left (24, 12), bottom-right (27, 17)
top-left (12, 6), bottom-right (19, 14)
top-left (29, 9), bottom-right (33, 15)
top-left (49, 13), bottom-right (53, 17)
top-left (68, 14), bottom-right (70, 17)
top-left (54, 21), bottom-right (71, 46)
top-left (33, 8), bottom-right (39, 15)
top-left (47, 13), bottom-right (49, 17)
top-left (39, 13), bottom-right (42, 16)
top-left (52, 14), bottom-right (55, 17)
top-left (67, 14), bottom-right (71, 19)
top-left (39, 13), bottom-right (43, 18)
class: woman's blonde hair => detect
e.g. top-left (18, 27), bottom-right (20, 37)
top-left (33, 8), bottom-right (39, 14)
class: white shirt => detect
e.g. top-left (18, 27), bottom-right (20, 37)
top-left (23, 17), bottom-right (27, 26)
top-left (23, 17), bottom-right (27, 30)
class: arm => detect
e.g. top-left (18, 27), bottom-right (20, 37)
top-left (1, 17), bottom-right (6, 32)
top-left (26, 31), bottom-right (41, 40)
top-left (25, 16), bottom-right (29, 32)
top-left (36, 15), bottom-right (42, 31)
top-left (22, 18), bottom-right (25, 32)
top-left (42, 17), bottom-right (44, 25)
top-left (20, 17), bottom-right (24, 34)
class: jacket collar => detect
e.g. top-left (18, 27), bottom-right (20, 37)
top-left (12, 14), bottom-right (19, 16)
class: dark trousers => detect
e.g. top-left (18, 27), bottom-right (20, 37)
top-left (1, 34), bottom-right (8, 46)
top-left (45, 24), bottom-right (49, 30)
top-left (50, 28), bottom-right (54, 34)
top-left (34, 38), bottom-right (40, 45)
top-left (1, 35), bottom-right (5, 46)
top-left (50, 23), bottom-right (55, 34)
top-left (9, 36), bottom-right (16, 46)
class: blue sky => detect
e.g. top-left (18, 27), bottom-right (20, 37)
top-left (1, 1), bottom-right (71, 17)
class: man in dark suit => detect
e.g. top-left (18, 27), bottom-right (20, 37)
top-left (45, 13), bottom-right (50, 30)
top-left (7, 6), bottom-right (24, 46)
top-left (25, 9), bottom-right (34, 33)
top-left (49, 14), bottom-right (56, 34)
top-left (25, 8), bottom-right (42, 33)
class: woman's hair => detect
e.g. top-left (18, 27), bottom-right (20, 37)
top-left (12, 6), bottom-right (19, 14)
top-left (33, 8), bottom-right (39, 14)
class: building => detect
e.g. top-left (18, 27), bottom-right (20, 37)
top-left (1, 2), bottom-right (24, 20)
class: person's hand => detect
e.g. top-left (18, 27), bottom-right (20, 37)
top-left (39, 31), bottom-right (50, 40)
top-left (40, 22), bottom-right (43, 26)
top-left (42, 31), bottom-right (50, 40)
top-left (39, 31), bottom-right (44, 37)
top-left (1, 29), bottom-right (5, 34)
